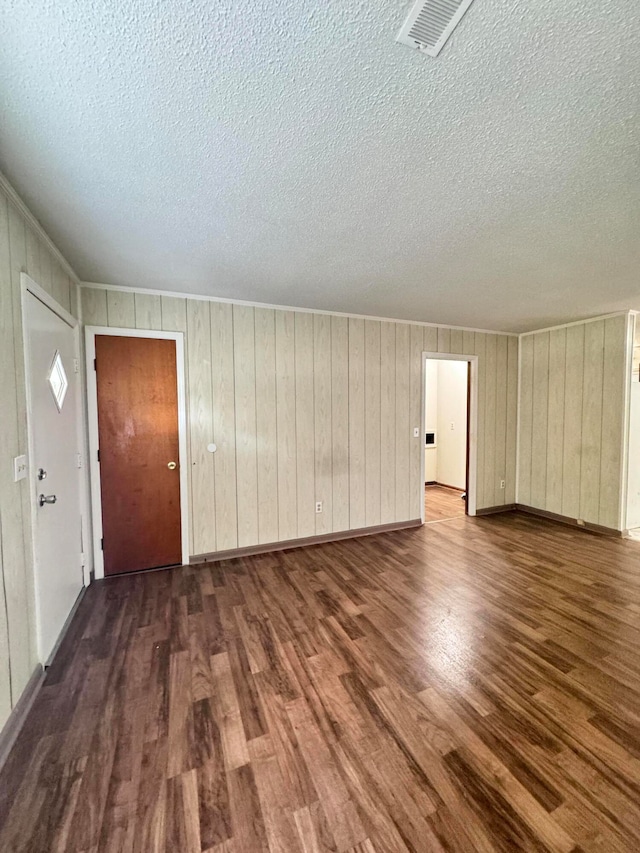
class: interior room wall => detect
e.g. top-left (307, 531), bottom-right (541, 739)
top-left (625, 316), bottom-right (640, 530)
top-left (424, 359), bottom-right (438, 482)
top-left (83, 286), bottom-right (519, 556)
top-left (436, 361), bottom-right (468, 490)
top-left (0, 177), bottom-right (80, 730)
top-left (518, 313), bottom-right (631, 530)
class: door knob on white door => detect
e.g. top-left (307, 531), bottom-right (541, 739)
top-left (38, 494), bottom-right (57, 506)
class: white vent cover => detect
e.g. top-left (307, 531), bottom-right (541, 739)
top-left (397, 0), bottom-right (476, 57)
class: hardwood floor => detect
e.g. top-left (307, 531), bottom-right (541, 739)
top-left (425, 484), bottom-right (466, 522)
top-left (2, 512), bottom-right (640, 852)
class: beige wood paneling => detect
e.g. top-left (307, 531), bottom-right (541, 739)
top-left (254, 308), bottom-right (279, 545)
top-left (545, 328), bottom-right (566, 515)
top-left (409, 325), bottom-right (424, 516)
top-left (599, 316), bottom-right (627, 529)
top-left (275, 311), bottom-right (297, 541)
top-left (424, 326), bottom-right (438, 353)
top-left (437, 326), bottom-right (450, 353)
top-left (160, 296), bottom-right (188, 334)
top-left (107, 289), bottom-right (135, 327)
top-left (348, 319), bottom-right (365, 529)
top-left (82, 287), bottom-right (108, 325)
top-left (494, 335), bottom-right (508, 507)
top-left (331, 316), bottom-right (349, 533)
top-left (530, 332), bottom-right (550, 508)
top-left (186, 299), bottom-right (215, 556)
top-left (519, 315), bottom-right (629, 530)
top-left (25, 227), bottom-right (41, 282)
top-left (211, 302), bottom-right (237, 551)
top-left (295, 312), bottom-right (315, 538)
top-left (394, 323), bottom-right (411, 521)
top-left (505, 335), bottom-right (518, 505)
top-left (0, 182), bottom-right (81, 728)
top-left (380, 322), bottom-right (396, 524)
top-left (518, 335), bottom-right (534, 507)
top-left (0, 543), bottom-right (11, 725)
top-left (561, 324), bottom-right (585, 519)
top-left (134, 293), bottom-right (162, 330)
top-left (450, 328), bottom-right (463, 355)
top-left (0, 195), bottom-right (30, 709)
top-left (83, 288), bottom-right (522, 558)
top-left (483, 334), bottom-right (497, 508)
top-left (313, 314), bottom-right (332, 535)
top-left (474, 333), bottom-right (487, 509)
top-left (233, 306), bottom-right (259, 547)
top-left (579, 321), bottom-right (605, 523)
top-left (364, 321), bottom-right (382, 527)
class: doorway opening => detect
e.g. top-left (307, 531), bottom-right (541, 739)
top-left (423, 355), bottom-right (473, 523)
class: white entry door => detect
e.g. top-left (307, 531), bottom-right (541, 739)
top-left (24, 286), bottom-right (83, 663)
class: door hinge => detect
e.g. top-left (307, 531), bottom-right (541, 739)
top-left (101, 538), bottom-right (104, 550)
top-left (93, 358), bottom-right (97, 371)
top-left (97, 449), bottom-right (100, 462)
top-left (74, 358), bottom-right (79, 374)
top-left (76, 452), bottom-right (83, 469)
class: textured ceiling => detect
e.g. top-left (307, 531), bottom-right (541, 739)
top-left (1, 0), bottom-right (639, 332)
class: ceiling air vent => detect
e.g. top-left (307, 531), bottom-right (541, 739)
top-left (396, 0), bottom-right (476, 57)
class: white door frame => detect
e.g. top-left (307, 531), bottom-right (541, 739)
top-left (85, 327), bottom-right (190, 578)
top-left (421, 352), bottom-right (478, 522)
top-left (21, 274), bottom-right (85, 660)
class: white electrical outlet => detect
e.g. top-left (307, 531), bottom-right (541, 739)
top-left (500, 480), bottom-right (505, 489)
top-left (13, 455), bottom-right (27, 482)
top-left (315, 501), bottom-right (323, 513)
top-left (450, 422), bottom-right (455, 430)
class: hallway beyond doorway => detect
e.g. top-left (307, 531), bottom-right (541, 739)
top-left (424, 484), bottom-right (466, 523)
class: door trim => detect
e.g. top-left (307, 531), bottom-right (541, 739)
top-left (85, 327), bottom-right (190, 578)
top-left (21, 274), bottom-right (84, 660)
top-left (421, 352), bottom-right (478, 522)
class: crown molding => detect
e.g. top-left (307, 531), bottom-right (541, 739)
top-left (518, 310), bottom-right (632, 337)
top-left (0, 169), bottom-right (80, 283)
top-left (81, 280), bottom-right (518, 337)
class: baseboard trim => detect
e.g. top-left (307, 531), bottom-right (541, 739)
top-left (191, 519), bottom-right (423, 564)
top-left (515, 505), bottom-right (622, 537)
top-left (0, 665), bottom-right (44, 772)
top-left (431, 482), bottom-right (465, 492)
top-left (476, 504), bottom-right (517, 516)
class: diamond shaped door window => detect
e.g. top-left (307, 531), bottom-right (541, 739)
top-left (48, 350), bottom-right (68, 412)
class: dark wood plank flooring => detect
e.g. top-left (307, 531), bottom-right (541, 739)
top-left (2, 512), bottom-right (640, 852)
top-left (425, 484), bottom-right (466, 522)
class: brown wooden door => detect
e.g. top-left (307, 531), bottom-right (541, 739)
top-left (95, 335), bottom-right (182, 575)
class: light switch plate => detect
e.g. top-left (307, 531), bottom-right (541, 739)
top-left (14, 455), bottom-right (27, 482)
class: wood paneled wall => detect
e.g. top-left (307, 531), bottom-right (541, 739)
top-left (82, 288), bottom-right (519, 557)
top-left (518, 314), bottom-right (630, 530)
top-left (0, 180), bottom-right (79, 729)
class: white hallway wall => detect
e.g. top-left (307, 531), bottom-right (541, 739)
top-left (436, 361), bottom-right (468, 491)
top-left (423, 360), bottom-right (468, 490)
top-left (424, 359), bottom-right (438, 482)
top-left (82, 287), bottom-right (519, 556)
top-left (0, 176), bottom-right (80, 730)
